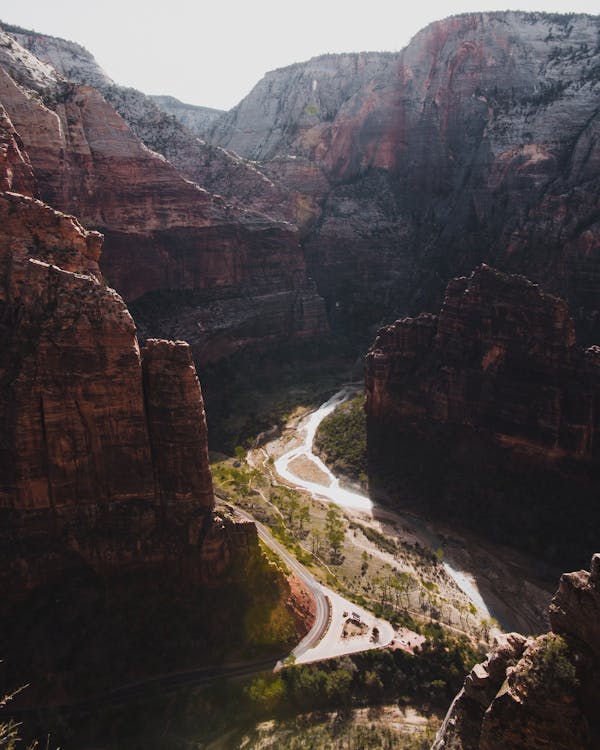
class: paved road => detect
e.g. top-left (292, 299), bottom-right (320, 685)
top-left (233, 507), bottom-right (331, 660)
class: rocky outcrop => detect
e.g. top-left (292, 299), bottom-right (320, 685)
top-left (209, 13), bottom-right (600, 341)
top-left (0, 28), bottom-right (327, 364)
top-left (142, 339), bottom-right (214, 510)
top-left (434, 555), bottom-right (600, 749)
top-left (365, 266), bottom-right (600, 566)
top-left (150, 94), bottom-right (224, 136)
top-left (0, 186), bottom-right (311, 706)
top-left (0, 190), bottom-right (227, 592)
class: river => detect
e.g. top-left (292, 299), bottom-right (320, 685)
top-left (273, 387), bottom-right (493, 618)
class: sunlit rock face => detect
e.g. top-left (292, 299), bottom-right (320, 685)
top-left (208, 12), bottom-right (600, 341)
top-left (365, 266), bottom-right (600, 567)
top-left (0, 28), bottom-right (328, 364)
top-left (4, 24), bottom-right (319, 229)
top-left (434, 555), bottom-right (600, 750)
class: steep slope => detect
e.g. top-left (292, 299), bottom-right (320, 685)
top-left (4, 23), bottom-right (318, 228)
top-left (150, 94), bottom-right (224, 136)
top-left (0, 28), bottom-right (327, 362)
top-left (365, 266), bottom-right (600, 568)
top-left (433, 554), bottom-right (600, 749)
top-left (209, 52), bottom-right (397, 161)
top-left (209, 12), bottom-right (600, 341)
top-left (0, 184), bottom-right (309, 703)
top-left (0, 189), bottom-right (219, 592)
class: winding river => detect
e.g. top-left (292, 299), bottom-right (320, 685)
top-left (273, 388), bottom-right (493, 617)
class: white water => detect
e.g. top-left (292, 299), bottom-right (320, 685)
top-left (274, 388), bottom-right (373, 512)
top-left (274, 388), bottom-right (492, 618)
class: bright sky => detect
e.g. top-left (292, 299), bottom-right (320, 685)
top-left (1, 1), bottom-right (598, 110)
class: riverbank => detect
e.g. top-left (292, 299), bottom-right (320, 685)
top-left (259, 389), bottom-right (553, 636)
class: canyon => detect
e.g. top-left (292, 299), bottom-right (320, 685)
top-left (1, 9), bottom-right (600, 747)
top-left (365, 265), bottom-right (600, 569)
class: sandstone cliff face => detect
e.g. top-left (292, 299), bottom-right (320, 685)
top-left (5, 25), bottom-right (317, 229)
top-left (365, 266), bottom-right (600, 566)
top-left (0, 103), bottom-right (34, 194)
top-left (433, 555), bottom-right (600, 749)
top-left (209, 52), bottom-right (396, 161)
top-left (209, 13), bottom-right (600, 341)
top-left (0, 190), bottom-right (234, 593)
top-left (0, 28), bottom-right (327, 363)
top-left (0, 182), bottom-right (313, 707)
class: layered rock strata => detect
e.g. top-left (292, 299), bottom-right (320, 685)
top-left (0, 185), bottom-right (310, 705)
top-left (0, 28), bottom-right (327, 364)
top-left (0, 189), bottom-right (244, 596)
top-left (4, 24), bottom-right (318, 229)
top-left (433, 555), bottom-right (600, 749)
top-left (365, 266), bottom-right (600, 566)
top-left (208, 12), bottom-right (600, 341)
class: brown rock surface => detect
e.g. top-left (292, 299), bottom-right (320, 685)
top-left (0, 191), bottom-right (223, 591)
top-left (0, 104), bottom-right (34, 194)
top-left (434, 557), bottom-right (600, 749)
top-left (365, 265), bottom-right (600, 566)
top-left (142, 339), bottom-right (214, 510)
top-left (208, 13), bottom-right (600, 341)
top-left (0, 29), bottom-right (327, 363)
top-left (0, 187), bottom-right (309, 707)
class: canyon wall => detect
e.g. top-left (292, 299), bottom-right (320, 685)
top-left (433, 554), bottom-right (600, 749)
top-left (365, 266), bottom-right (600, 567)
top-left (208, 12), bottom-right (600, 341)
top-left (0, 189), bottom-right (225, 594)
top-left (0, 179), bottom-right (304, 703)
top-left (0, 27), bottom-right (327, 364)
top-left (4, 24), bottom-right (319, 229)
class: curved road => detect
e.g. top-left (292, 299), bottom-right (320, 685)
top-left (271, 388), bottom-right (494, 618)
top-left (233, 507), bottom-right (330, 660)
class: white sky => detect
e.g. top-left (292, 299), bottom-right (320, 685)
top-left (1, 1), bottom-right (598, 110)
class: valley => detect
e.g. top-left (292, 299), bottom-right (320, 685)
top-left (1, 8), bottom-right (600, 749)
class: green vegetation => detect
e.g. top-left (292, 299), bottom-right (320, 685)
top-left (53, 631), bottom-right (474, 748)
top-left (314, 396), bottom-right (367, 484)
top-left (325, 505), bottom-right (346, 562)
top-left (199, 338), bottom-right (359, 453)
top-left (520, 633), bottom-right (579, 698)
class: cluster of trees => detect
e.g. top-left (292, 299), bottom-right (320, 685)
top-left (247, 629), bottom-right (480, 716)
top-left (314, 397), bottom-right (367, 484)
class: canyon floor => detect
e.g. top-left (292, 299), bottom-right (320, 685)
top-left (239, 389), bottom-right (554, 640)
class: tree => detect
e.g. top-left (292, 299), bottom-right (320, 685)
top-left (325, 505), bottom-right (345, 562)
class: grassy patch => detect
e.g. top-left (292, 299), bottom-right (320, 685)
top-left (314, 396), bottom-right (367, 484)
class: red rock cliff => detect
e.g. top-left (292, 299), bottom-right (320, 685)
top-left (208, 13), bottom-right (600, 342)
top-left (433, 554), bottom-right (600, 749)
top-left (0, 190), bottom-right (229, 597)
top-left (0, 29), bottom-right (327, 364)
top-left (365, 265), bottom-right (600, 567)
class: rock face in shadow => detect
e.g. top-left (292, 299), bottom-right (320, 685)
top-left (0, 191), bottom-right (226, 594)
top-left (207, 12), bottom-right (600, 342)
top-left (365, 266), bottom-right (600, 567)
top-left (0, 28), bottom-right (327, 365)
top-left (433, 555), bottom-right (600, 749)
top-left (0, 186), bottom-right (308, 705)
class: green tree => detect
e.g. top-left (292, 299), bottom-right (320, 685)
top-left (325, 505), bottom-right (345, 562)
